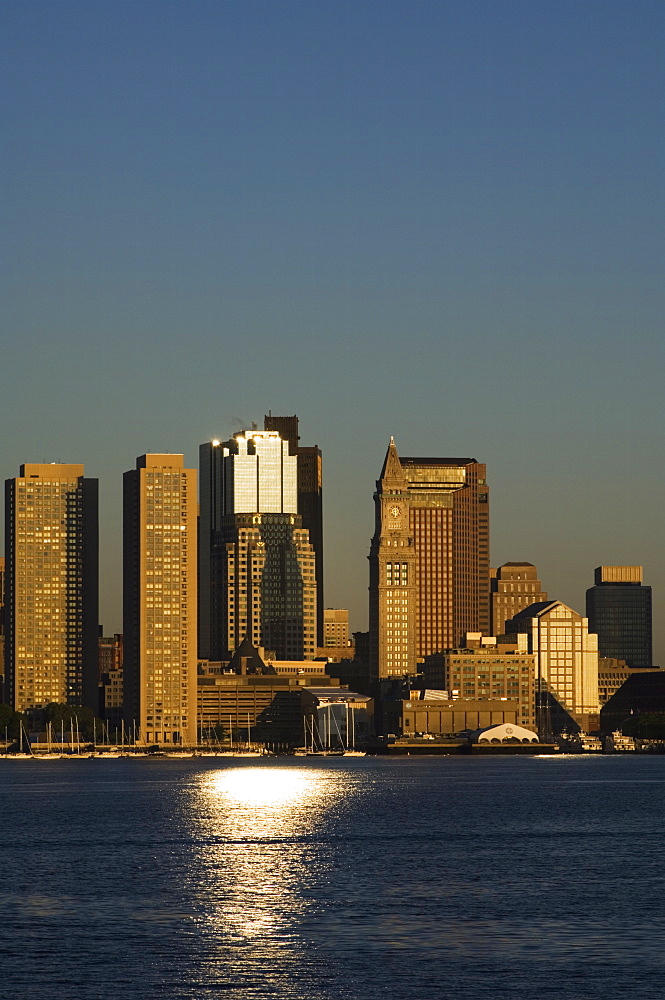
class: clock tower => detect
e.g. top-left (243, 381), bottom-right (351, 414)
top-left (369, 438), bottom-right (417, 680)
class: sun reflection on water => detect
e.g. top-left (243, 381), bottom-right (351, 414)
top-left (188, 765), bottom-right (336, 965)
top-left (206, 765), bottom-right (320, 814)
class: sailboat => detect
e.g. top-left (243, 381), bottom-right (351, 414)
top-left (230, 712), bottom-right (263, 756)
top-left (38, 721), bottom-right (63, 758)
top-left (293, 716), bottom-right (325, 755)
top-left (340, 703), bottom-right (365, 756)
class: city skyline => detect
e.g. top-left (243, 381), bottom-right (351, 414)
top-left (3, 1), bottom-right (663, 661)
top-left (2, 6), bottom-right (662, 998)
top-left (2, 427), bottom-right (659, 667)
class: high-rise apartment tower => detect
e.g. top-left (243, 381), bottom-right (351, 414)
top-left (123, 455), bottom-right (198, 745)
top-left (5, 463), bottom-right (99, 712)
top-left (199, 430), bottom-right (316, 661)
top-left (369, 439), bottom-right (489, 679)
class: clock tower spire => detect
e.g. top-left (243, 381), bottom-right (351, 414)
top-left (369, 439), bottom-right (417, 680)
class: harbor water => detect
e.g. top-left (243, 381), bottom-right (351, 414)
top-left (1, 754), bottom-right (663, 1000)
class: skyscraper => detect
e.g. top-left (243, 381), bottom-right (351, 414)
top-left (369, 439), bottom-right (489, 679)
top-left (586, 566), bottom-right (653, 668)
top-left (368, 439), bottom-right (417, 679)
top-left (0, 556), bottom-right (5, 702)
top-left (5, 463), bottom-right (99, 712)
top-left (199, 430), bottom-right (317, 661)
top-left (123, 454), bottom-right (197, 745)
top-left (264, 413), bottom-right (323, 645)
top-left (490, 562), bottom-right (548, 636)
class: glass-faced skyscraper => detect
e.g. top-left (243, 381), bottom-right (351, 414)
top-left (369, 439), bottom-right (490, 679)
top-left (263, 413), bottom-right (324, 646)
top-left (586, 566), bottom-right (652, 668)
top-left (4, 463), bottom-right (99, 712)
top-left (199, 430), bottom-right (316, 661)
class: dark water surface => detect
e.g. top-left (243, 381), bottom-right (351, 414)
top-left (1, 754), bottom-right (663, 1000)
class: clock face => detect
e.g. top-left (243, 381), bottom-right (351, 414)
top-left (388, 505), bottom-right (402, 518)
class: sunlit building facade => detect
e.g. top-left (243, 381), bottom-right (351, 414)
top-left (4, 463), bottom-right (99, 712)
top-left (323, 608), bottom-right (350, 647)
top-left (199, 430), bottom-right (316, 662)
top-left (505, 601), bottom-right (600, 732)
top-left (490, 562), bottom-right (548, 637)
top-left (123, 454), bottom-right (198, 745)
top-left (369, 439), bottom-right (417, 679)
top-left (369, 439), bottom-right (489, 679)
top-left (420, 633), bottom-right (537, 730)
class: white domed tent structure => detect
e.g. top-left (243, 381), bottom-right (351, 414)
top-left (472, 723), bottom-right (539, 745)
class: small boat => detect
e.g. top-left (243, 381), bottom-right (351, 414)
top-left (578, 733), bottom-right (603, 752)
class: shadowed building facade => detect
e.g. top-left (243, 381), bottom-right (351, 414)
top-left (123, 454), bottom-right (198, 745)
top-left (199, 430), bottom-right (316, 662)
top-left (99, 633), bottom-right (123, 729)
top-left (4, 463), bottom-right (99, 713)
top-left (263, 414), bottom-right (323, 646)
top-left (586, 566), bottom-right (653, 668)
top-left (369, 439), bottom-right (489, 679)
top-left (197, 640), bottom-right (338, 746)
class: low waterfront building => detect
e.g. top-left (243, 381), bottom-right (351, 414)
top-left (197, 639), bottom-right (342, 746)
top-left (420, 633), bottom-right (536, 730)
top-left (399, 694), bottom-right (520, 736)
top-left (599, 669), bottom-right (665, 734)
top-left (197, 671), bottom-right (341, 746)
top-left (598, 658), bottom-right (656, 707)
top-left (472, 723), bottom-right (539, 744)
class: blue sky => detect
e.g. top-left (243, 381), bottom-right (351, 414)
top-left (2, 0), bottom-right (664, 659)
